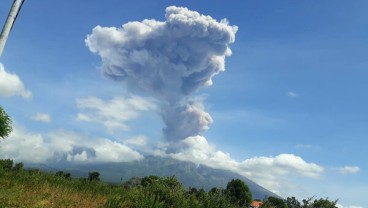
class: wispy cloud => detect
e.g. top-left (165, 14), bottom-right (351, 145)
top-left (76, 96), bottom-right (156, 133)
top-left (124, 135), bottom-right (148, 147)
top-left (0, 63), bottom-right (32, 99)
top-left (287, 91), bottom-right (299, 97)
top-left (30, 113), bottom-right (51, 123)
top-left (338, 166), bottom-right (360, 175)
top-left (295, 144), bottom-right (313, 149)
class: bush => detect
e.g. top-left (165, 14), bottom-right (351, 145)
top-left (55, 171), bottom-right (71, 179)
top-left (13, 162), bottom-right (24, 172)
top-left (0, 159), bottom-right (13, 171)
top-left (225, 179), bottom-right (252, 207)
top-left (88, 171), bottom-right (100, 181)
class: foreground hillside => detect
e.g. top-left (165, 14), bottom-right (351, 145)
top-left (0, 165), bottom-right (112, 207)
top-left (0, 159), bottom-right (338, 208)
top-left (0, 159), bottom-right (254, 208)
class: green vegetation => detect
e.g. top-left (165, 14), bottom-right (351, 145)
top-left (260, 196), bottom-right (338, 208)
top-left (0, 106), bottom-right (12, 139)
top-left (0, 158), bottom-right (239, 208)
top-left (0, 158), bottom-right (338, 207)
top-left (225, 178), bottom-right (252, 207)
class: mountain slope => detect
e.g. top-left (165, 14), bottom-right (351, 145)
top-left (55, 156), bottom-right (279, 200)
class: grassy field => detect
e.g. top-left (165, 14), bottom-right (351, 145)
top-left (0, 165), bottom-right (238, 208)
top-left (0, 169), bottom-right (116, 207)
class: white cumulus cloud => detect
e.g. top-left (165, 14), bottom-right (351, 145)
top-left (167, 135), bottom-right (324, 194)
top-left (0, 63), bottom-right (32, 99)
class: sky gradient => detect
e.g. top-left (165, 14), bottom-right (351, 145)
top-left (1, 1), bottom-right (367, 207)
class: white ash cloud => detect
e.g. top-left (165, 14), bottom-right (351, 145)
top-left (86, 6), bottom-right (237, 141)
top-left (161, 101), bottom-right (213, 141)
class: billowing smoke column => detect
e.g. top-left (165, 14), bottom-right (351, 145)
top-left (86, 6), bottom-right (237, 142)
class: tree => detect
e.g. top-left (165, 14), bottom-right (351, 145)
top-left (0, 159), bottom-right (13, 171)
top-left (300, 197), bottom-right (338, 208)
top-left (123, 176), bottom-right (142, 188)
top-left (225, 178), bottom-right (252, 207)
top-left (141, 175), bottom-right (186, 207)
top-left (13, 162), bottom-right (24, 172)
top-left (286, 197), bottom-right (301, 208)
top-left (55, 171), bottom-right (71, 179)
top-left (88, 171), bottom-right (100, 181)
top-left (0, 106), bottom-right (12, 139)
top-left (261, 196), bottom-right (287, 208)
top-left (310, 198), bottom-right (338, 208)
top-left (141, 175), bottom-right (161, 187)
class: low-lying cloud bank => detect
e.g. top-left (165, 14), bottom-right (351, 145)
top-left (0, 127), bottom-right (143, 164)
top-left (163, 135), bottom-right (324, 194)
top-left (0, 125), bottom-right (325, 196)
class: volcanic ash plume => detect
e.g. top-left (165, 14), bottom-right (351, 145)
top-left (86, 6), bottom-right (237, 141)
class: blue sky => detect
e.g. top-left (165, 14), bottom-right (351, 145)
top-left (1, 1), bottom-right (367, 207)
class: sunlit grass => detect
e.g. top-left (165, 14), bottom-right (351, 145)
top-left (0, 170), bottom-right (111, 207)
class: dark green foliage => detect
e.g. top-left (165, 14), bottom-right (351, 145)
top-left (13, 162), bottom-right (24, 172)
top-left (0, 159), bottom-right (13, 171)
top-left (141, 175), bottom-right (185, 207)
top-left (123, 176), bottom-right (141, 188)
top-left (55, 171), bottom-right (71, 179)
top-left (302, 197), bottom-right (338, 208)
top-left (28, 168), bottom-right (41, 175)
top-left (209, 187), bottom-right (224, 195)
top-left (310, 198), bottom-right (338, 208)
top-left (88, 171), bottom-right (100, 181)
top-left (141, 175), bottom-right (161, 187)
top-left (261, 196), bottom-right (287, 208)
top-left (0, 106), bottom-right (12, 139)
top-left (283, 196), bottom-right (338, 208)
top-left (286, 197), bottom-right (301, 208)
top-left (225, 178), bottom-right (252, 207)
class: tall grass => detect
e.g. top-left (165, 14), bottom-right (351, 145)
top-left (0, 169), bottom-right (109, 207)
top-left (0, 160), bottom-right (239, 208)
